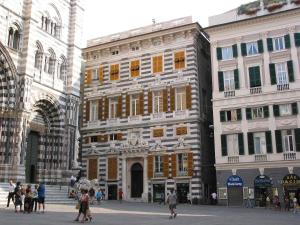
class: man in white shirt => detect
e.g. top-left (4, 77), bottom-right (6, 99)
top-left (7, 180), bottom-right (15, 208)
top-left (211, 192), bottom-right (217, 205)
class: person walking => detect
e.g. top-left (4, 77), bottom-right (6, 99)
top-left (32, 184), bottom-right (39, 212)
top-left (88, 187), bottom-right (95, 205)
top-left (24, 185), bottom-right (33, 213)
top-left (74, 189), bottom-right (89, 222)
top-left (37, 183), bottom-right (45, 213)
top-left (284, 195), bottom-right (290, 211)
top-left (70, 175), bottom-right (76, 187)
top-left (166, 189), bottom-right (177, 219)
top-left (7, 180), bottom-right (15, 208)
top-left (293, 196), bottom-right (298, 214)
top-left (211, 192), bottom-right (217, 205)
top-left (14, 182), bottom-right (22, 213)
top-left (118, 189), bottom-right (123, 203)
top-left (96, 189), bottom-right (102, 204)
top-left (187, 192), bottom-right (192, 205)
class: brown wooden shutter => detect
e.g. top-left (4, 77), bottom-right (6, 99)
top-left (104, 98), bottom-right (109, 120)
top-left (97, 135), bottom-right (102, 142)
top-left (85, 100), bottom-right (90, 122)
top-left (163, 89), bottom-right (168, 112)
top-left (98, 99), bottom-right (103, 120)
top-left (107, 157), bottom-right (118, 180)
top-left (170, 87), bottom-right (175, 112)
top-left (103, 134), bottom-right (108, 142)
top-left (126, 95), bottom-right (130, 117)
top-left (171, 153), bottom-right (177, 178)
top-left (139, 92), bottom-right (144, 115)
top-left (148, 91), bottom-right (152, 114)
top-left (117, 133), bottom-right (123, 141)
top-left (85, 137), bottom-right (90, 144)
top-left (163, 154), bottom-right (169, 178)
top-left (88, 158), bottom-right (98, 180)
top-left (85, 69), bottom-right (92, 84)
top-left (117, 95), bottom-right (122, 118)
top-left (187, 152), bottom-right (193, 177)
top-left (186, 85), bottom-right (192, 110)
top-left (158, 55), bottom-right (163, 73)
top-left (99, 67), bottom-right (104, 84)
top-left (147, 155), bottom-right (154, 179)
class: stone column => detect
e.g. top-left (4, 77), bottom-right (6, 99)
top-left (122, 157), bottom-right (127, 200)
top-left (143, 156), bottom-right (148, 202)
top-left (262, 32), bottom-right (271, 86)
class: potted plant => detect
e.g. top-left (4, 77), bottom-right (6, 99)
top-left (263, 0), bottom-right (287, 12)
top-left (238, 0), bottom-right (261, 15)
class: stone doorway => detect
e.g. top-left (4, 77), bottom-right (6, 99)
top-left (25, 131), bottom-right (40, 183)
top-left (131, 163), bottom-right (143, 198)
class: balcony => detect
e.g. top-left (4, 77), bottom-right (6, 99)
top-left (154, 172), bottom-right (164, 178)
top-left (177, 170), bottom-right (188, 177)
top-left (255, 154), bottom-right (267, 162)
top-left (107, 118), bottom-right (119, 125)
top-left (250, 87), bottom-right (262, 95)
top-left (283, 152), bottom-right (296, 161)
top-left (277, 83), bottom-right (289, 91)
top-left (224, 90), bottom-right (235, 98)
top-left (151, 112), bottom-right (165, 120)
top-left (128, 115), bottom-right (141, 122)
top-left (87, 120), bottom-right (100, 128)
top-left (228, 156), bottom-right (239, 164)
top-left (173, 110), bottom-right (189, 118)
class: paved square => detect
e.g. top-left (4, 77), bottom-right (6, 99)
top-left (0, 202), bottom-right (299, 225)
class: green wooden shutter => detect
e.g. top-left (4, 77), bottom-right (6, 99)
top-left (292, 102), bottom-right (298, 115)
top-left (220, 111), bottom-right (226, 122)
top-left (269, 64), bottom-right (277, 85)
top-left (284, 34), bottom-right (291, 49)
top-left (294, 33), bottom-right (300, 47)
top-left (232, 44), bottom-right (238, 58)
top-left (234, 69), bottom-right (239, 89)
top-left (258, 40), bottom-right (264, 53)
top-left (273, 105), bottom-right (280, 117)
top-left (263, 106), bottom-right (269, 118)
top-left (247, 132), bottom-right (254, 155)
top-left (246, 108), bottom-right (252, 120)
top-left (221, 134), bottom-right (227, 156)
top-left (241, 43), bottom-right (247, 56)
top-left (295, 128), bottom-right (300, 152)
top-left (217, 47), bottom-right (222, 60)
top-left (218, 71), bottom-right (224, 92)
top-left (249, 66), bottom-right (261, 88)
top-left (265, 131), bottom-right (273, 154)
top-left (238, 133), bottom-right (244, 155)
top-left (287, 60), bottom-right (294, 82)
top-left (236, 109), bottom-right (242, 121)
top-left (267, 38), bottom-right (273, 51)
top-left (275, 130), bottom-right (283, 153)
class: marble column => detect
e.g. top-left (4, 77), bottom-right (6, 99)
top-left (143, 156), bottom-right (148, 202)
top-left (122, 157), bottom-right (127, 200)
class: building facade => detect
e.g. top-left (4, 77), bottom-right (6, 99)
top-left (206, 0), bottom-right (300, 206)
top-left (0, 0), bottom-right (83, 183)
top-left (82, 17), bottom-right (214, 203)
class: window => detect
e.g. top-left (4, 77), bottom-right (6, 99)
top-left (177, 153), bottom-right (188, 173)
top-left (220, 109), bottom-right (241, 122)
top-left (109, 98), bottom-right (118, 119)
top-left (47, 50), bottom-right (56, 75)
top-left (153, 128), bottom-right (164, 138)
top-left (130, 60), bottom-right (140, 77)
top-left (41, 16), bottom-right (61, 38)
top-left (227, 134), bottom-right (239, 156)
top-left (110, 64), bottom-right (119, 81)
top-left (155, 155), bottom-right (163, 173)
top-left (92, 69), bottom-right (98, 80)
top-left (174, 51), bottom-right (185, 70)
top-left (223, 71), bottom-right (235, 91)
top-left (221, 47), bottom-right (233, 60)
top-left (279, 104), bottom-right (292, 116)
top-left (90, 101), bottom-right (98, 121)
top-left (59, 60), bottom-right (67, 81)
top-left (131, 46), bottom-right (139, 51)
top-left (7, 27), bottom-right (20, 50)
top-left (248, 66), bottom-right (261, 88)
top-left (112, 50), bottom-right (119, 55)
top-left (91, 136), bottom-right (98, 143)
top-left (34, 50), bottom-right (43, 70)
top-left (130, 94), bottom-right (140, 116)
top-left (152, 55), bottom-right (163, 73)
top-left (273, 37), bottom-right (285, 51)
top-left (246, 42), bottom-right (258, 56)
top-left (275, 63), bottom-right (288, 85)
top-left (252, 107), bottom-right (264, 119)
top-left (110, 133), bottom-right (118, 141)
top-left (282, 130), bottom-right (295, 152)
top-left (176, 127), bottom-right (187, 136)
top-left (175, 87), bottom-right (186, 111)
top-left (153, 91), bottom-right (163, 113)
top-left (253, 132), bottom-right (266, 155)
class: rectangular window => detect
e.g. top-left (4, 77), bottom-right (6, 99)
top-left (275, 63), bottom-right (288, 85)
top-left (90, 101), bottom-right (98, 121)
top-left (130, 60), bottom-right (140, 77)
top-left (177, 153), bottom-right (188, 173)
top-left (282, 130), bottom-right (295, 152)
top-left (109, 98), bottom-right (118, 119)
top-left (109, 133), bottom-right (118, 141)
top-left (273, 37), bottom-right (285, 51)
top-left (226, 110), bottom-right (237, 121)
top-left (153, 91), bottom-right (163, 113)
top-left (174, 51), bottom-right (185, 70)
top-left (152, 55), bottom-right (163, 73)
top-left (153, 128), bottom-right (164, 138)
top-left (227, 134), bottom-right (239, 156)
top-left (253, 132), bottom-right (266, 155)
top-left (252, 107), bottom-right (264, 119)
top-left (221, 47), bottom-right (233, 60)
top-left (175, 87), bottom-right (186, 111)
top-left (92, 69), bottom-right (98, 80)
top-left (246, 42), bottom-right (258, 56)
top-left (110, 64), bottom-right (119, 81)
top-left (130, 94), bottom-right (140, 116)
top-left (91, 136), bottom-right (98, 143)
top-left (223, 71), bottom-right (235, 91)
top-left (279, 104), bottom-right (292, 116)
top-left (155, 155), bottom-right (163, 173)
top-left (111, 50), bottom-right (119, 55)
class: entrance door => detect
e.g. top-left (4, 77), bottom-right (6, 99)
top-left (131, 163), bottom-right (143, 198)
top-left (108, 184), bottom-right (118, 200)
top-left (176, 183), bottom-right (189, 203)
top-left (88, 158), bottom-right (98, 180)
top-left (228, 187), bottom-right (243, 206)
top-left (26, 131), bottom-right (39, 183)
top-left (153, 184), bottom-right (165, 202)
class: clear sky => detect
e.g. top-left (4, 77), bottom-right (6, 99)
top-left (82, 0), bottom-right (251, 45)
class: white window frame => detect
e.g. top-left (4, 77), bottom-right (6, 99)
top-left (177, 153), bottom-right (188, 173)
top-left (223, 70), bottom-right (235, 91)
top-left (275, 62), bottom-right (289, 85)
top-left (90, 101), bottom-right (98, 121)
top-left (246, 42), bottom-right (258, 56)
top-left (175, 87), bottom-right (186, 111)
top-left (282, 130), bottom-right (295, 152)
top-left (279, 104), bottom-right (292, 116)
top-left (273, 36), bottom-right (285, 52)
top-left (253, 132), bottom-right (266, 155)
top-left (130, 94), bottom-right (140, 116)
top-left (227, 134), bottom-right (239, 156)
top-left (252, 107), bottom-right (264, 119)
top-left (221, 46), bottom-right (233, 60)
top-left (92, 69), bottom-right (98, 80)
top-left (109, 98), bottom-right (118, 119)
top-left (153, 91), bottom-right (163, 113)
top-left (154, 155), bottom-right (163, 174)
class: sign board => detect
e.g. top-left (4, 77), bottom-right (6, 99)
top-left (282, 174), bottom-right (300, 186)
top-left (254, 175), bottom-right (273, 187)
top-left (227, 175), bottom-right (243, 188)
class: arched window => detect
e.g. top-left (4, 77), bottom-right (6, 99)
top-left (34, 42), bottom-right (43, 70)
top-left (13, 30), bottom-right (20, 50)
top-left (48, 50), bottom-right (56, 75)
top-left (59, 57), bottom-right (67, 82)
top-left (7, 26), bottom-right (21, 50)
top-left (7, 28), bottom-right (13, 47)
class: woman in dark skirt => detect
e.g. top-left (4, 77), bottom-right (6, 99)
top-left (14, 182), bottom-right (22, 213)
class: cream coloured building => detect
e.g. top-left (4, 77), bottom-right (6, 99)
top-left (206, 0), bottom-right (300, 206)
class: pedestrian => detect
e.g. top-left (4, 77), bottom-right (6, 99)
top-left (32, 184), bottom-right (39, 212)
top-left (293, 196), bottom-right (298, 214)
top-left (88, 187), bottom-right (95, 205)
top-left (166, 189), bottom-right (177, 219)
top-left (187, 192), bottom-right (192, 205)
top-left (37, 183), bottom-right (46, 213)
top-left (96, 189), bottom-right (102, 204)
top-left (24, 185), bottom-right (33, 213)
top-left (284, 195), bottom-right (290, 211)
top-left (159, 192), bottom-right (165, 205)
top-left (246, 197), bottom-right (252, 208)
top-left (74, 189), bottom-right (89, 222)
top-left (20, 185), bottom-right (26, 212)
top-left (101, 189), bottom-right (105, 200)
top-left (211, 192), bottom-right (217, 205)
top-left (118, 189), bottom-right (123, 203)
top-left (70, 175), bottom-right (76, 187)
top-left (266, 196), bottom-right (271, 209)
top-left (14, 182), bottom-right (22, 213)
top-left (7, 180), bottom-right (15, 208)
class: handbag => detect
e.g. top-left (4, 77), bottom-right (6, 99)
top-left (75, 202), bottom-right (80, 209)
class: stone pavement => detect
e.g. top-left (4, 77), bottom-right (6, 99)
top-left (0, 201), bottom-right (299, 225)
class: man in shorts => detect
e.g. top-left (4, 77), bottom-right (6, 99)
top-left (167, 189), bottom-right (177, 219)
top-left (37, 183), bottom-right (45, 213)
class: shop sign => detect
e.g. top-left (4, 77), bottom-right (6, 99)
top-left (227, 175), bottom-right (243, 187)
top-left (254, 175), bottom-right (273, 187)
top-left (282, 174), bottom-right (300, 186)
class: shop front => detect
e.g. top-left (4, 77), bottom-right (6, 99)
top-left (152, 183), bottom-right (165, 202)
top-left (176, 182), bottom-right (190, 203)
top-left (227, 175), bottom-right (243, 206)
top-left (254, 175), bottom-right (273, 207)
top-left (282, 174), bottom-right (300, 205)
